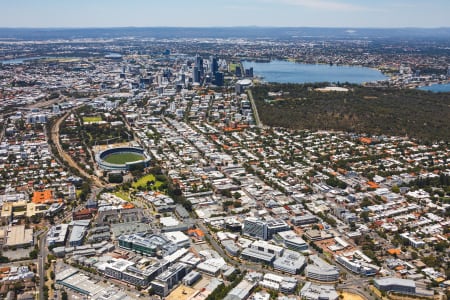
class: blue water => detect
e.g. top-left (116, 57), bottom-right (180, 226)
top-left (418, 83), bottom-right (450, 93)
top-left (243, 60), bottom-right (388, 84)
top-left (0, 56), bottom-right (47, 64)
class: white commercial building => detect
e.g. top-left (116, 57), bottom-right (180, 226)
top-left (273, 249), bottom-right (306, 274)
top-left (305, 255), bottom-right (339, 282)
top-left (163, 231), bottom-right (190, 248)
top-left (300, 282), bottom-right (339, 300)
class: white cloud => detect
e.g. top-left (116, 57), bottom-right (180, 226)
top-left (264, 0), bottom-right (368, 12)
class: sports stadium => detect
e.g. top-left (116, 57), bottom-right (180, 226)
top-left (95, 146), bottom-right (151, 171)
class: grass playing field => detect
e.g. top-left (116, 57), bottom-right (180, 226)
top-left (83, 116), bottom-right (103, 123)
top-left (229, 63), bottom-right (238, 72)
top-left (103, 152), bottom-right (144, 164)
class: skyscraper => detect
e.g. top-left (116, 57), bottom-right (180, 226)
top-left (192, 66), bottom-right (200, 83)
top-left (245, 67), bottom-right (254, 78)
top-left (214, 72), bottom-right (224, 86)
top-left (195, 55), bottom-right (204, 77)
top-left (235, 65), bottom-right (242, 77)
top-left (210, 56), bottom-right (219, 75)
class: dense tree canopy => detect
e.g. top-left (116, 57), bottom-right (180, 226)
top-left (252, 83), bottom-right (450, 142)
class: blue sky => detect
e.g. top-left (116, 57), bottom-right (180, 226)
top-left (2, 0), bottom-right (449, 28)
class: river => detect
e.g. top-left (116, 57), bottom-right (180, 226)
top-left (0, 56), bottom-right (48, 64)
top-left (243, 60), bottom-right (388, 84)
top-left (418, 83), bottom-right (450, 93)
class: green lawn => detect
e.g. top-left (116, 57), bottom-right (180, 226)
top-left (114, 190), bottom-right (131, 201)
top-left (229, 63), bottom-right (238, 72)
top-left (104, 153), bottom-right (144, 164)
top-left (83, 116), bottom-right (103, 123)
top-left (132, 174), bottom-right (164, 189)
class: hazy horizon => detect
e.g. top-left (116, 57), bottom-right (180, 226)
top-left (1, 25), bottom-right (450, 29)
top-left (3, 0), bottom-right (450, 28)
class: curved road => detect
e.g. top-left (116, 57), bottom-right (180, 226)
top-left (51, 111), bottom-right (104, 188)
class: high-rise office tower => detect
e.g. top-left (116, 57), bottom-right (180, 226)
top-left (235, 65), bottom-right (242, 77)
top-left (214, 72), bottom-right (224, 86)
top-left (210, 56), bottom-right (219, 75)
top-left (195, 55), bottom-right (204, 77)
top-left (245, 67), bottom-right (254, 78)
top-left (193, 66), bottom-right (200, 83)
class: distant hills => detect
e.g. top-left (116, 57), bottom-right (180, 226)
top-left (251, 84), bottom-right (450, 142)
top-left (0, 27), bottom-right (450, 41)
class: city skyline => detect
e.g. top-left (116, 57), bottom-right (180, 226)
top-left (2, 0), bottom-right (450, 28)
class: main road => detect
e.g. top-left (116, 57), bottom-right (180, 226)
top-left (38, 204), bottom-right (76, 300)
top-left (38, 232), bottom-right (48, 300)
top-left (246, 89), bottom-right (262, 128)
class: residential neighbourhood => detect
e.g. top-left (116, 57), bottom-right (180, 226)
top-left (0, 35), bottom-right (449, 300)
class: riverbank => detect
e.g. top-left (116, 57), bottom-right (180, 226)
top-left (415, 80), bottom-right (450, 92)
top-left (243, 58), bottom-right (449, 90)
